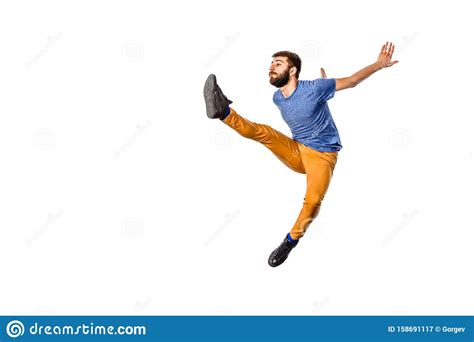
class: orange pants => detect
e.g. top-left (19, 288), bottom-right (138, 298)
top-left (222, 108), bottom-right (338, 239)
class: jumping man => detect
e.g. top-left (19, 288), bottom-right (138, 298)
top-left (204, 42), bottom-right (398, 267)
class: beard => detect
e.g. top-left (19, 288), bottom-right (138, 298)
top-left (269, 69), bottom-right (290, 88)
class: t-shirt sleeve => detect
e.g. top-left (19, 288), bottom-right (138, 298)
top-left (312, 78), bottom-right (336, 103)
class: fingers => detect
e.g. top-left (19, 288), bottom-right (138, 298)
top-left (387, 43), bottom-right (394, 59)
top-left (389, 43), bottom-right (395, 57)
top-left (381, 41), bottom-right (395, 56)
top-left (320, 67), bottom-right (327, 78)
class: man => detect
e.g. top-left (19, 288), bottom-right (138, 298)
top-left (204, 42), bottom-right (398, 267)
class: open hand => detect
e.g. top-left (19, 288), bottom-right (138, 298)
top-left (377, 42), bottom-right (399, 68)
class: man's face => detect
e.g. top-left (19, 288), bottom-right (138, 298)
top-left (269, 57), bottom-right (291, 87)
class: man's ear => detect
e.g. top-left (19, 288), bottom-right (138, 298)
top-left (289, 66), bottom-right (297, 76)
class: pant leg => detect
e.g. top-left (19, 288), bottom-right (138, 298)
top-left (289, 144), bottom-right (338, 239)
top-left (222, 107), bottom-right (305, 174)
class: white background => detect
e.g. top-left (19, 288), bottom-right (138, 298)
top-left (1, 0), bottom-right (473, 315)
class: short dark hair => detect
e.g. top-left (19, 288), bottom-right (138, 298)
top-left (272, 51), bottom-right (302, 78)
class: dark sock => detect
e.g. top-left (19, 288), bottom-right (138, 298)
top-left (287, 233), bottom-right (299, 246)
top-left (220, 106), bottom-right (231, 121)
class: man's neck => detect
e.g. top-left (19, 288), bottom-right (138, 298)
top-left (279, 78), bottom-right (299, 98)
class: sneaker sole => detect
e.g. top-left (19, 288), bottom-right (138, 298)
top-left (204, 74), bottom-right (218, 119)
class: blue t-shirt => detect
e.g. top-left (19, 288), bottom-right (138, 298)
top-left (273, 78), bottom-right (342, 152)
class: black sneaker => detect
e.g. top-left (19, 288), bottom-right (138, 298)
top-left (268, 235), bottom-right (298, 267)
top-left (203, 74), bottom-right (233, 119)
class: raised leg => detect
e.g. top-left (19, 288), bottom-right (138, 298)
top-left (222, 108), bottom-right (305, 174)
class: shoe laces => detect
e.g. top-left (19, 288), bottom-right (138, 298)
top-left (215, 84), bottom-right (232, 104)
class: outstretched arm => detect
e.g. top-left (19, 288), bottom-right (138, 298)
top-left (331, 42), bottom-right (398, 91)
